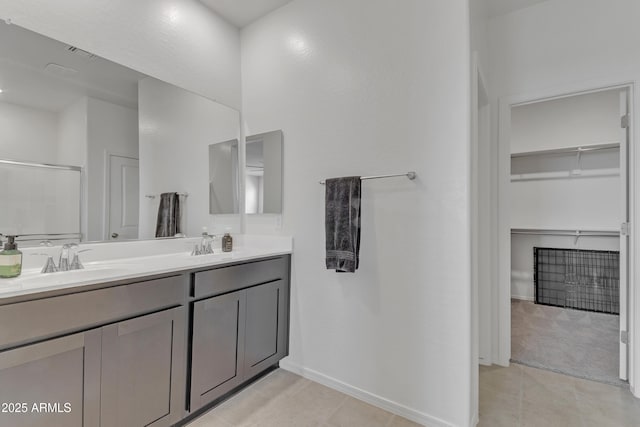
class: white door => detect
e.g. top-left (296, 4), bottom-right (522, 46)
top-left (619, 89), bottom-right (629, 380)
top-left (108, 155), bottom-right (139, 240)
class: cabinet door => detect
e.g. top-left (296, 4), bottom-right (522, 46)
top-left (100, 307), bottom-right (185, 427)
top-left (243, 280), bottom-right (288, 379)
top-left (0, 329), bottom-right (101, 427)
top-left (190, 290), bottom-right (246, 411)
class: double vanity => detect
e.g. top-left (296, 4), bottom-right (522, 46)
top-left (0, 236), bottom-right (292, 427)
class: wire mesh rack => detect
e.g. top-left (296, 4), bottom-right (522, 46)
top-left (534, 247), bottom-right (619, 315)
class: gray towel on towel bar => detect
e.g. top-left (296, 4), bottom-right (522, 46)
top-left (325, 176), bottom-right (361, 273)
top-left (155, 192), bottom-right (181, 238)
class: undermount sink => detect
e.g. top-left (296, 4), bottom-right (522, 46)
top-left (15, 265), bottom-right (135, 289)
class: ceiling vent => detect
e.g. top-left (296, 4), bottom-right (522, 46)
top-left (66, 45), bottom-right (96, 60)
top-left (44, 63), bottom-right (79, 77)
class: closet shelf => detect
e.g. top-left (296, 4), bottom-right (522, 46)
top-left (511, 142), bottom-right (620, 158)
top-left (511, 168), bottom-right (620, 182)
top-left (511, 227), bottom-right (620, 243)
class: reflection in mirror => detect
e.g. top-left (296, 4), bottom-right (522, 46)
top-left (0, 21), bottom-right (241, 244)
top-left (245, 130), bottom-right (283, 214)
top-left (0, 21), bottom-right (143, 244)
top-left (208, 139), bottom-right (240, 215)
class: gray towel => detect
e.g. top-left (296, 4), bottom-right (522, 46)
top-left (325, 176), bottom-right (361, 272)
top-left (155, 192), bottom-right (181, 238)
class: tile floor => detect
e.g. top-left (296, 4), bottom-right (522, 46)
top-left (480, 363), bottom-right (640, 427)
top-left (186, 365), bottom-right (640, 426)
top-left (185, 369), bottom-right (423, 427)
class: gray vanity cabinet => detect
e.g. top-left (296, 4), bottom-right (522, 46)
top-left (243, 279), bottom-right (288, 379)
top-left (189, 256), bottom-right (290, 412)
top-left (100, 306), bottom-right (185, 427)
top-left (0, 274), bottom-right (187, 427)
top-left (0, 329), bottom-right (101, 427)
top-left (190, 290), bottom-right (246, 410)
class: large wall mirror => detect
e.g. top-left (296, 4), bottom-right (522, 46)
top-left (208, 130), bottom-right (282, 215)
top-left (0, 21), bottom-right (240, 244)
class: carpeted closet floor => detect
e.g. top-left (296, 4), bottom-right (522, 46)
top-left (511, 299), bottom-right (623, 386)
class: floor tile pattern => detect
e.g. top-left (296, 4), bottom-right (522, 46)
top-left (185, 369), bottom-right (424, 427)
top-left (187, 364), bottom-right (640, 427)
top-left (480, 364), bottom-right (640, 427)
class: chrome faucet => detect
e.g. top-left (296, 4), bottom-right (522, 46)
top-left (191, 234), bottom-right (215, 256)
top-left (58, 244), bottom-right (74, 271)
top-left (40, 243), bottom-right (87, 273)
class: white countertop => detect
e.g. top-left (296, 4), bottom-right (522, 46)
top-left (0, 235), bottom-right (292, 301)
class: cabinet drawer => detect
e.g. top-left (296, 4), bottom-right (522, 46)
top-left (194, 257), bottom-right (288, 299)
top-left (0, 275), bottom-right (186, 350)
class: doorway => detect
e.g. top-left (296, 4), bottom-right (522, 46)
top-left (499, 86), bottom-right (631, 385)
top-left (106, 154), bottom-right (140, 241)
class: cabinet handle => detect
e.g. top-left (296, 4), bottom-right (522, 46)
top-left (111, 233), bottom-right (119, 239)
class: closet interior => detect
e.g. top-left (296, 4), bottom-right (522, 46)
top-left (509, 88), bottom-right (628, 385)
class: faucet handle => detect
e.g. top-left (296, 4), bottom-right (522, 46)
top-left (68, 247), bottom-right (89, 270)
top-left (58, 244), bottom-right (76, 271)
top-left (41, 256), bottom-right (59, 274)
top-left (40, 240), bottom-right (54, 247)
top-left (191, 244), bottom-right (202, 256)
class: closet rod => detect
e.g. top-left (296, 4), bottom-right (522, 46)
top-left (319, 171), bottom-right (416, 185)
top-left (511, 228), bottom-right (619, 237)
top-left (511, 168), bottom-right (620, 182)
top-left (511, 142), bottom-right (619, 158)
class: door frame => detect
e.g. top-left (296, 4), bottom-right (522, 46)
top-left (496, 80), bottom-right (637, 392)
top-left (103, 151), bottom-right (140, 241)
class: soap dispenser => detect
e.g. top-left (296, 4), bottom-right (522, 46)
top-left (222, 230), bottom-right (233, 252)
top-left (0, 235), bottom-right (22, 278)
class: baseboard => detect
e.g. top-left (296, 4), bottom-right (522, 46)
top-left (280, 360), bottom-right (456, 427)
top-left (511, 294), bottom-right (534, 301)
top-left (470, 413), bottom-right (479, 426)
top-left (478, 358), bottom-right (492, 366)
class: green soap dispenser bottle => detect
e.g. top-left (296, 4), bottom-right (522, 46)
top-left (0, 235), bottom-right (22, 278)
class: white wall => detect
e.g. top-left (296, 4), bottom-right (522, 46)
top-left (488, 0), bottom-right (640, 381)
top-left (58, 98), bottom-right (88, 167)
top-left (242, 1), bottom-right (471, 426)
top-left (489, 0), bottom-right (640, 99)
top-left (138, 77), bottom-right (241, 240)
top-left (58, 98), bottom-right (88, 238)
top-left (0, 0), bottom-right (241, 109)
top-left (0, 101), bottom-right (58, 163)
top-left (86, 97), bottom-right (138, 241)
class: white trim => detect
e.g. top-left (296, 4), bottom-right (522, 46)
top-left (511, 295), bottom-right (534, 302)
top-left (628, 82), bottom-right (638, 397)
top-left (496, 79), bottom-right (637, 383)
top-left (279, 360), bottom-right (456, 427)
top-left (497, 95), bottom-right (512, 366)
top-left (470, 51), bottom-right (480, 427)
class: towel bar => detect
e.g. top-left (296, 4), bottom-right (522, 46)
top-left (319, 171), bottom-right (416, 185)
top-left (145, 192), bottom-right (189, 199)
